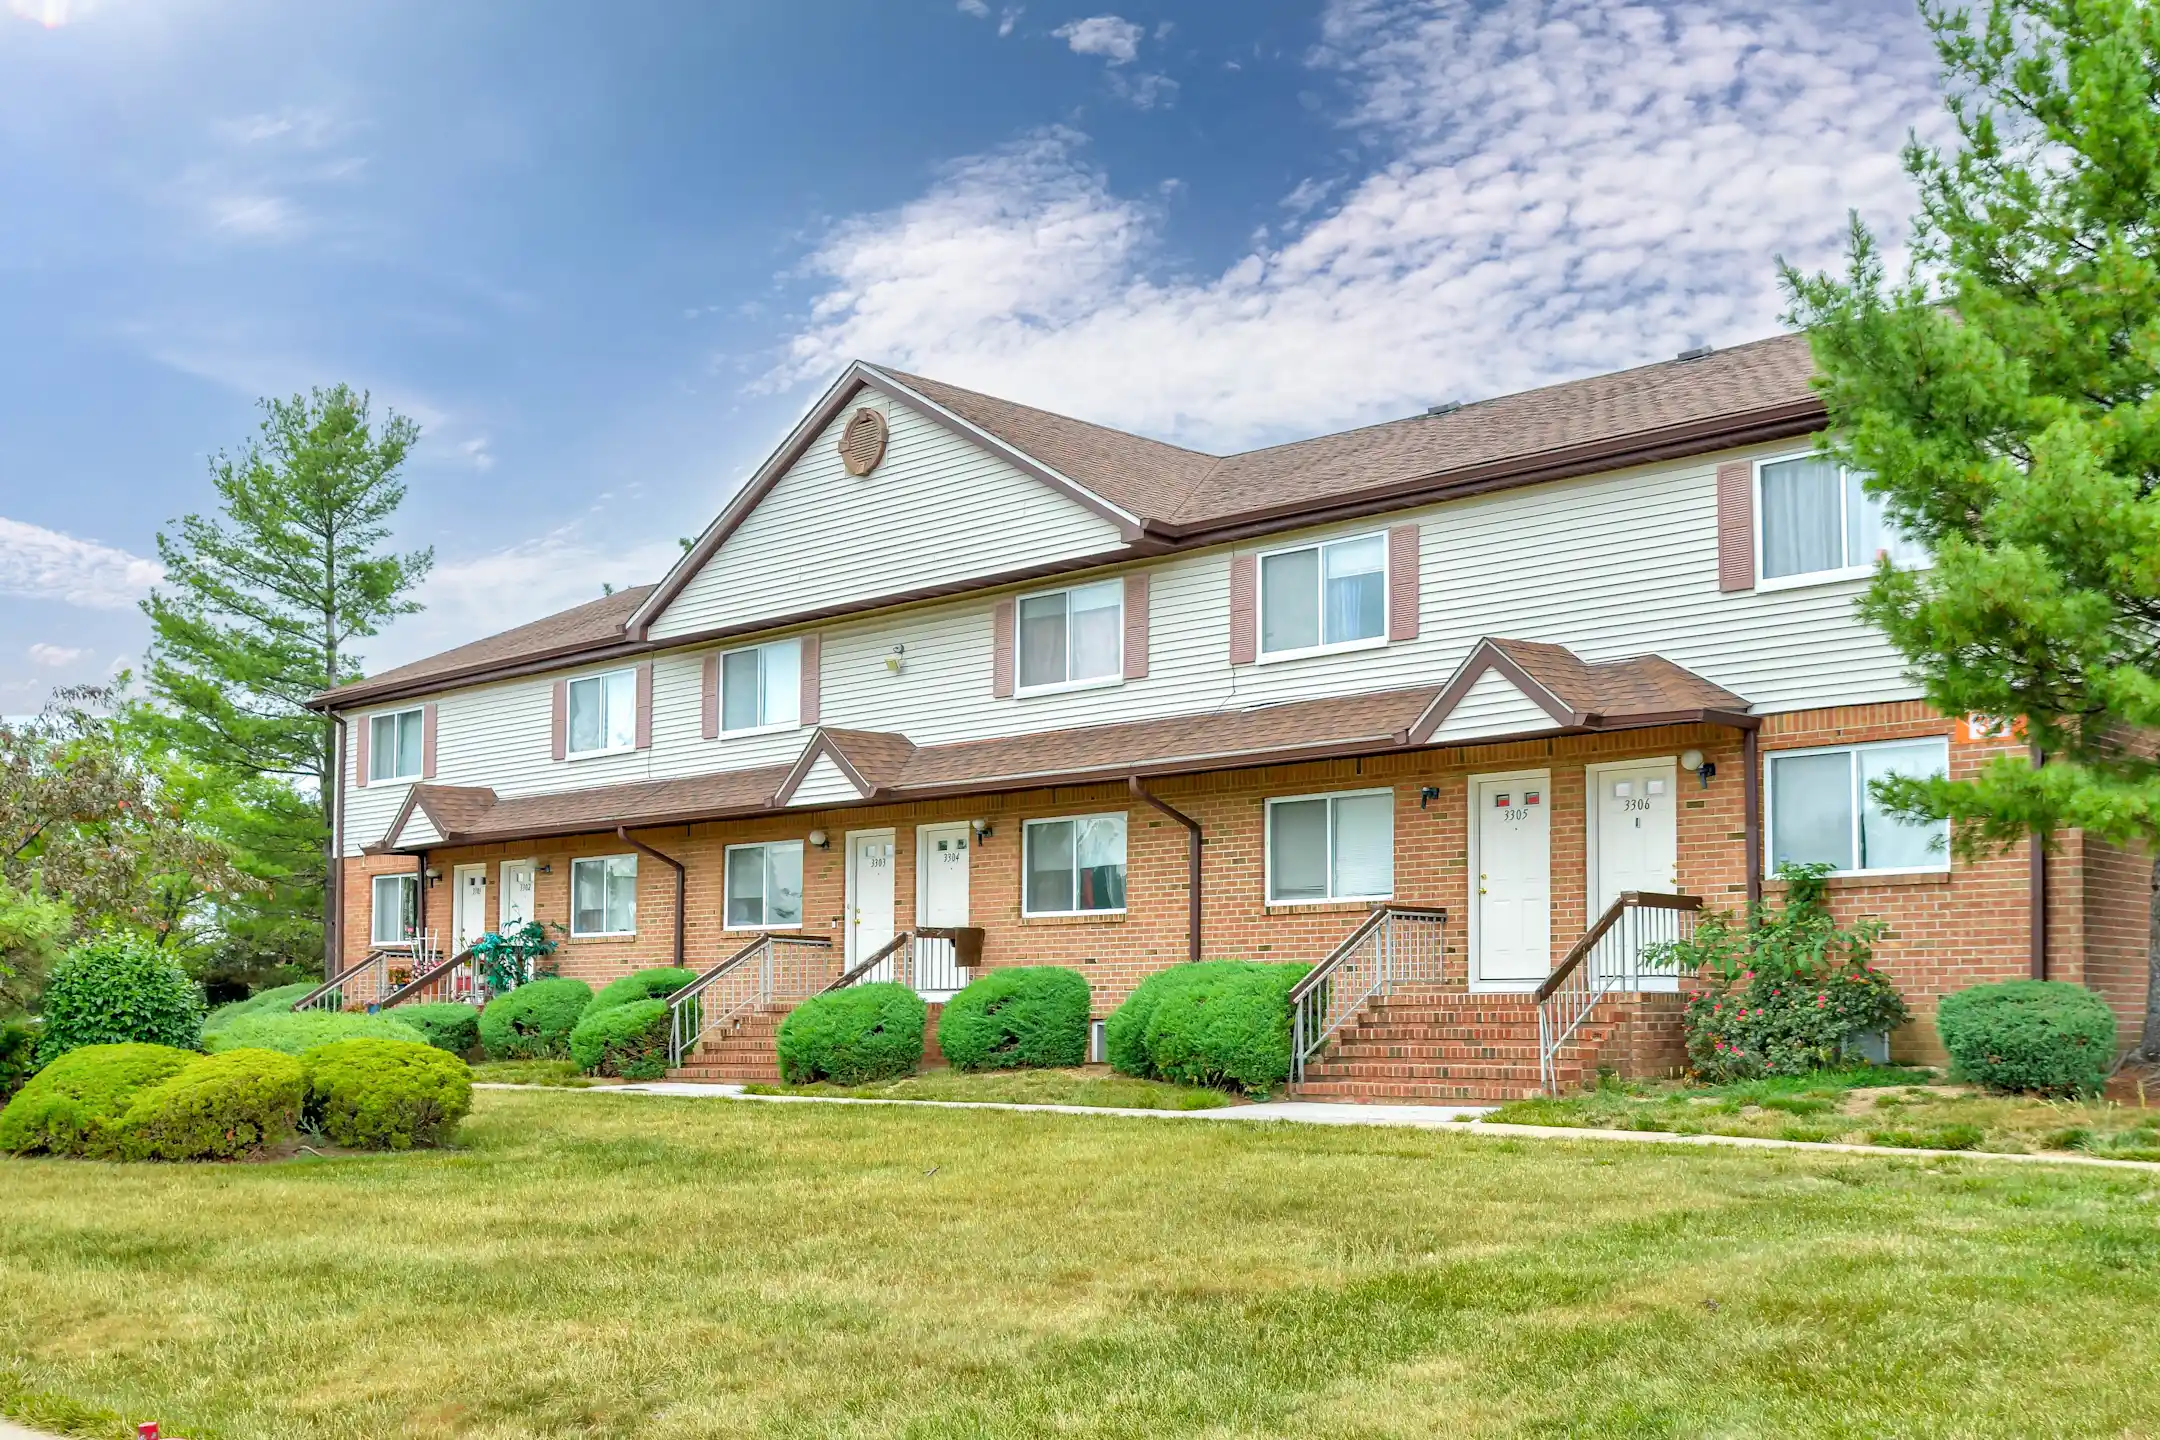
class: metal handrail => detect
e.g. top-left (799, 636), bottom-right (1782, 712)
top-left (821, 931), bottom-right (915, 994)
top-left (291, 949), bottom-right (391, 1013)
top-left (380, 943), bottom-right (482, 1008)
top-left (1289, 905), bottom-right (1449, 1084)
top-left (667, 934), bottom-right (836, 1068)
top-left (1535, 891), bottom-right (1701, 1093)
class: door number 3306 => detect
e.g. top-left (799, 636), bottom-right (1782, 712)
top-left (1621, 797), bottom-right (1653, 813)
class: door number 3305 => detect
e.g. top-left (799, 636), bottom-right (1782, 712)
top-left (1499, 806), bottom-right (1532, 822)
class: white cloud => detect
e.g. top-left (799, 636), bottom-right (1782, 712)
top-left (1054, 15), bottom-right (1142, 63)
top-left (8, 0), bottom-right (88, 27)
top-left (458, 436), bottom-right (496, 472)
top-left (998, 7), bottom-right (1019, 37)
top-left (27, 642), bottom-right (87, 668)
top-left (775, 0), bottom-right (1940, 452)
top-left (1107, 70), bottom-right (1176, 109)
top-left (0, 517), bottom-right (163, 611)
top-left (956, 0), bottom-right (989, 15)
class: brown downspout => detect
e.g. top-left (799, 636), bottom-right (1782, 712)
top-left (415, 850), bottom-right (428, 947)
top-left (328, 715), bottom-right (346, 980)
top-left (617, 825), bottom-right (687, 966)
top-left (1129, 776), bottom-right (1202, 965)
top-left (2030, 746), bottom-right (2048, 979)
top-left (1742, 725), bottom-right (1763, 907)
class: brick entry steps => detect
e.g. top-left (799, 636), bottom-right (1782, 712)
top-left (1292, 991), bottom-right (1617, 1103)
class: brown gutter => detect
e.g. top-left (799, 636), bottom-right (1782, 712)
top-left (616, 826), bottom-right (687, 966)
top-left (2030, 746), bottom-right (2047, 979)
top-left (1742, 727), bottom-right (1762, 907)
top-left (1129, 777), bottom-right (1203, 965)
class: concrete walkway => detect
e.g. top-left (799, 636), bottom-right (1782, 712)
top-left (483, 1081), bottom-right (2160, 1174)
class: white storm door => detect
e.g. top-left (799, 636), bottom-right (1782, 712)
top-left (452, 864), bottom-right (489, 953)
top-left (1590, 760), bottom-right (1681, 990)
top-left (1473, 773), bottom-right (1551, 987)
top-left (847, 832), bottom-right (897, 975)
top-left (499, 860), bottom-right (536, 931)
top-left (915, 823), bottom-right (973, 996)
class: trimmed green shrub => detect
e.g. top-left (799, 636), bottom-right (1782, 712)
top-left (569, 999), bottom-right (672, 1080)
top-left (0, 1042), bottom-right (196, 1157)
top-left (303, 1038), bottom-right (472, 1150)
top-left (205, 1009), bottom-right (425, 1056)
top-left (202, 981), bottom-right (319, 1032)
top-left (585, 968), bottom-right (697, 1017)
top-left (1106, 965), bottom-right (1212, 1077)
top-left (389, 1003), bottom-right (483, 1056)
top-left (1136, 962), bottom-right (1309, 1094)
top-left (0, 1018), bottom-right (36, 1101)
top-left (478, 977), bottom-right (593, 1059)
top-left (33, 937), bottom-right (206, 1063)
top-left (776, 983), bottom-right (925, 1085)
top-left (119, 1048), bottom-right (306, 1161)
top-left (938, 967), bottom-right (1090, 1071)
top-left (1937, 980), bottom-right (2118, 1096)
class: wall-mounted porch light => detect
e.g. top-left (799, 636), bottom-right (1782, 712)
top-left (971, 818), bottom-right (994, 842)
top-left (1680, 749), bottom-right (1716, 788)
top-left (808, 829), bottom-right (830, 849)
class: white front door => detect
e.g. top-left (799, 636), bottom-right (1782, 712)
top-left (452, 865), bottom-right (489, 954)
top-left (499, 860), bottom-right (536, 931)
top-left (915, 823), bottom-right (973, 996)
top-left (1590, 759), bottom-right (1681, 990)
top-left (1473, 772), bottom-right (1551, 987)
top-left (847, 831), bottom-right (897, 972)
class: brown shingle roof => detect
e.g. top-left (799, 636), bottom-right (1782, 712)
top-left (322, 586), bottom-right (654, 707)
top-left (1484, 639), bottom-right (1748, 719)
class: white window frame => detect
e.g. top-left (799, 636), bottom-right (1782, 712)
top-left (1763, 737), bottom-right (1951, 878)
top-left (1020, 812), bottom-right (1129, 918)
top-left (568, 854), bottom-right (639, 937)
top-left (1264, 787), bottom-right (1396, 906)
top-left (1255, 530), bottom-right (1390, 662)
top-left (718, 639), bottom-right (802, 736)
top-left (1013, 579), bottom-right (1125, 696)
top-left (370, 872), bottom-right (419, 947)
top-left (564, 668), bottom-right (639, 759)
top-left (367, 707), bottom-right (425, 782)
top-left (1752, 451), bottom-right (1927, 592)
top-left (723, 841), bottom-right (806, 931)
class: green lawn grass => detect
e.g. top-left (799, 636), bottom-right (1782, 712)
top-left (744, 1064), bottom-right (1233, 1109)
top-left (1490, 1066), bottom-right (2160, 1159)
top-left (4, 1089), bottom-right (2159, 1438)
top-left (468, 1059), bottom-right (605, 1087)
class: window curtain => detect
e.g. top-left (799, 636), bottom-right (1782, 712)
top-left (1760, 457), bottom-right (1843, 579)
top-left (1322, 536), bottom-right (1386, 644)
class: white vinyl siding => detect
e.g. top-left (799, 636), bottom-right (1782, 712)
top-left (721, 638), bottom-right (801, 732)
top-left (1023, 814), bottom-right (1126, 916)
top-left (1756, 454), bottom-right (1926, 587)
top-left (370, 873), bottom-right (418, 946)
top-left (1766, 738), bottom-right (1949, 876)
top-left (1267, 790), bottom-right (1393, 903)
top-left (368, 708), bottom-right (424, 782)
top-left (1259, 532), bottom-right (1385, 658)
top-left (1017, 580), bottom-right (1122, 691)
top-left (571, 855), bottom-right (637, 936)
top-left (725, 842), bottom-right (804, 929)
top-left (566, 669), bottom-right (637, 756)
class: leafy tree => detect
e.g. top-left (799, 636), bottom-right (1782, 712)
top-left (1784, 0), bottom-right (2160, 1056)
top-left (136, 387), bottom-right (430, 971)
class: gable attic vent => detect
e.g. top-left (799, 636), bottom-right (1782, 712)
top-left (839, 407), bottom-right (890, 476)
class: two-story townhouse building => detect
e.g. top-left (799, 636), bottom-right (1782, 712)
top-left (310, 332), bottom-right (2151, 1099)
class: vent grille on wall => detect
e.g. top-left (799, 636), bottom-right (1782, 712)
top-left (839, 407), bottom-right (889, 476)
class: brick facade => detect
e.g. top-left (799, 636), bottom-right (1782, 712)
top-left (338, 700), bottom-right (2152, 1066)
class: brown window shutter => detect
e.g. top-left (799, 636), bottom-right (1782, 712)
top-left (1228, 553), bottom-right (1257, 665)
top-left (353, 717), bottom-right (369, 789)
top-left (1122, 573), bottom-right (1150, 680)
top-left (421, 704), bottom-right (438, 780)
top-left (634, 662), bottom-right (655, 749)
top-left (700, 655), bottom-right (719, 739)
top-left (800, 633), bottom-right (821, 725)
top-left (1386, 524), bottom-right (1420, 641)
top-left (551, 681), bottom-right (568, 761)
top-left (991, 599), bottom-right (1015, 698)
top-left (1717, 460), bottom-right (1755, 592)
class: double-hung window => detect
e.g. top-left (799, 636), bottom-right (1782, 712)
top-left (1017, 580), bottom-right (1122, 690)
top-left (1260, 533), bottom-right (1386, 657)
top-left (721, 639), bottom-right (801, 733)
top-left (1267, 790), bottom-right (1394, 904)
top-left (725, 841), bottom-right (804, 928)
top-left (570, 855), bottom-right (638, 936)
top-left (370, 872), bottom-right (419, 946)
top-left (1767, 737), bottom-right (1949, 875)
top-left (566, 669), bottom-right (637, 756)
top-left (1757, 454), bottom-right (1926, 586)
top-left (368, 708), bottom-right (424, 782)
top-left (1023, 814), bottom-right (1127, 915)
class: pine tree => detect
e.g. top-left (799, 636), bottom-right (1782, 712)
top-left (136, 387), bottom-right (431, 971)
top-left (1784, 0), bottom-right (2160, 1056)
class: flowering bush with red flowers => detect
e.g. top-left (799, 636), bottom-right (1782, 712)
top-left (1650, 864), bottom-right (1909, 1081)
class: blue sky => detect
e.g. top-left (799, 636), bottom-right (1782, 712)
top-left (0, 0), bottom-right (1940, 706)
